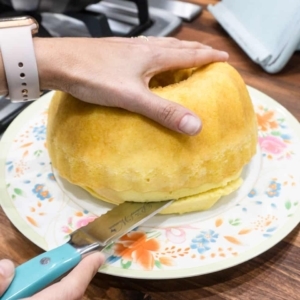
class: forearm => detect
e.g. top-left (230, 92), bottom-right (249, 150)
top-left (0, 36), bottom-right (229, 135)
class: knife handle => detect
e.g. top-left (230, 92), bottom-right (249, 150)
top-left (1, 243), bottom-right (81, 300)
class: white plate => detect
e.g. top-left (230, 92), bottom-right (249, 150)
top-left (0, 86), bottom-right (300, 279)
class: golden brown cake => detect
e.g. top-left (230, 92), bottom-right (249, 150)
top-left (47, 62), bottom-right (257, 214)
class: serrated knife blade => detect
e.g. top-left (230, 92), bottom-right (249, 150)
top-left (1, 200), bottom-right (172, 300)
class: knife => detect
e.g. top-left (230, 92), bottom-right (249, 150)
top-left (1, 200), bottom-right (172, 300)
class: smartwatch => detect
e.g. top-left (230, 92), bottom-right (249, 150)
top-left (0, 16), bottom-right (40, 103)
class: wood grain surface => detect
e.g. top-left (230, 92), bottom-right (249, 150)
top-left (1, 1), bottom-right (300, 299)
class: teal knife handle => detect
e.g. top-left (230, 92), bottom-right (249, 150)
top-left (1, 243), bottom-right (81, 300)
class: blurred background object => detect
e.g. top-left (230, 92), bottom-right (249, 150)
top-left (208, 0), bottom-right (300, 74)
top-left (0, 0), bottom-right (203, 38)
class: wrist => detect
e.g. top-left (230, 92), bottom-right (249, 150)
top-left (34, 37), bottom-right (87, 96)
top-left (0, 37), bottom-right (69, 98)
top-left (34, 37), bottom-right (97, 97)
top-left (34, 37), bottom-right (59, 91)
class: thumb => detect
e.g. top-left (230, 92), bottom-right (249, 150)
top-left (0, 259), bottom-right (15, 296)
top-left (132, 91), bottom-right (202, 135)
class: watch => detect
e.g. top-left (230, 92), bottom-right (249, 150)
top-left (0, 16), bottom-right (40, 103)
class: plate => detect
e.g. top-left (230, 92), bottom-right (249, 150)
top-left (1, 86), bottom-right (300, 279)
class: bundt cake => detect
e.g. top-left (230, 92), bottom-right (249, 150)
top-left (46, 62), bottom-right (257, 214)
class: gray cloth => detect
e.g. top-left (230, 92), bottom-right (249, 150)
top-left (208, 0), bottom-right (300, 73)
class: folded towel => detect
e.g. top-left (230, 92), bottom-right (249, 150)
top-left (208, 0), bottom-right (300, 73)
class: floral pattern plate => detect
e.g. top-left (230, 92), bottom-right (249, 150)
top-left (0, 86), bottom-right (300, 279)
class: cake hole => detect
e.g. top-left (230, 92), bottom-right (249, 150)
top-left (20, 73), bottom-right (25, 78)
top-left (146, 178), bottom-right (150, 182)
top-left (22, 83), bottom-right (27, 86)
top-left (23, 94), bottom-right (28, 98)
top-left (18, 62), bottom-right (23, 68)
top-left (149, 68), bottom-right (196, 88)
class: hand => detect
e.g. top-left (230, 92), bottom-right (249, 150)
top-left (0, 259), bottom-right (14, 297)
top-left (34, 36), bottom-right (229, 135)
top-left (0, 252), bottom-right (104, 300)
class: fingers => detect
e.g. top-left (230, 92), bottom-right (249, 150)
top-left (30, 252), bottom-right (105, 300)
top-left (126, 90), bottom-right (202, 135)
top-left (178, 40), bottom-right (212, 49)
top-left (112, 36), bottom-right (217, 52)
top-left (0, 259), bottom-right (15, 296)
top-left (129, 36), bottom-right (228, 73)
top-left (135, 36), bottom-right (213, 50)
top-left (149, 48), bottom-right (228, 74)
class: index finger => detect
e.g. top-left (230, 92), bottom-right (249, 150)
top-left (146, 48), bottom-right (229, 77)
top-left (29, 252), bottom-right (104, 300)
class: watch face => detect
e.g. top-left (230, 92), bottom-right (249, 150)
top-left (0, 16), bottom-right (39, 34)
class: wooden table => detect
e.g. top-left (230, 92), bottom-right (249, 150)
top-left (1, 1), bottom-right (300, 299)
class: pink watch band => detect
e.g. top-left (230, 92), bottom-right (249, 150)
top-left (0, 24), bottom-right (40, 102)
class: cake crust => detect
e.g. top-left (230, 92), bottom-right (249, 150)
top-left (47, 62), bottom-right (257, 213)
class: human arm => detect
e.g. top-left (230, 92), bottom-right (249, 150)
top-left (0, 36), bottom-right (228, 135)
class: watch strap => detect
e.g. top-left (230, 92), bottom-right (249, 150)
top-left (0, 25), bottom-right (40, 102)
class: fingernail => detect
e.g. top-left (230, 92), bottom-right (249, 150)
top-left (0, 259), bottom-right (14, 279)
top-left (220, 51), bottom-right (229, 60)
top-left (202, 45), bottom-right (212, 49)
top-left (179, 115), bottom-right (201, 135)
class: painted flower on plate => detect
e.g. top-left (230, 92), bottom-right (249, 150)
top-left (265, 180), bottom-right (281, 198)
top-left (248, 189), bottom-right (257, 198)
top-left (165, 227), bottom-right (187, 244)
top-left (191, 230), bottom-right (219, 254)
top-left (256, 110), bottom-right (278, 132)
top-left (113, 231), bottom-right (160, 270)
top-left (76, 216), bottom-right (96, 229)
top-left (48, 173), bottom-right (56, 181)
top-left (258, 136), bottom-right (286, 155)
top-left (32, 184), bottom-right (51, 200)
top-left (33, 125), bottom-right (46, 141)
